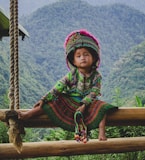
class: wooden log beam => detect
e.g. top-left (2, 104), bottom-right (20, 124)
top-left (0, 137), bottom-right (145, 159)
top-left (1, 107), bottom-right (145, 127)
top-left (106, 107), bottom-right (145, 126)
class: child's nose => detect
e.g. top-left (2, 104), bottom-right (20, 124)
top-left (81, 55), bottom-right (85, 60)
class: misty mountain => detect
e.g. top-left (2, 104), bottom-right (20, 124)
top-left (0, 0), bottom-right (145, 108)
top-left (0, 0), bottom-right (145, 16)
top-left (103, 41), bottom-right (145, 105)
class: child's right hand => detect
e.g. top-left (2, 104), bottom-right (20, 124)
top-left (33, 100), bottom-right (43, 108)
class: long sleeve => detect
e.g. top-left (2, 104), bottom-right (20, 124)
top-left (44, 72), bottom-right (72, 101)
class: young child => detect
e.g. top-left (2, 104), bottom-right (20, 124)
top-left (18, 29), bottom-right (117, 141)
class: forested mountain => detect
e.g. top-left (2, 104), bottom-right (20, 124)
top-left (0, 0), bottom-right (145, 108)
top-left (103, 41), bottom-right (145, 104)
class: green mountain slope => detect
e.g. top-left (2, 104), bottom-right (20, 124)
top-left (1, 0), bottom-right (145, 108)
top-left (103, 41), bottom-right (145, 104)
top-left (0, 41), bottom-right (9, 97)
top-left (21, 1), bottom-right (145, 75)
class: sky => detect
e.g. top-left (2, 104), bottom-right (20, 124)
top-left (0, 0), bottom-right (145, 16)
top-left (1, 0), bottom-right (57, 16)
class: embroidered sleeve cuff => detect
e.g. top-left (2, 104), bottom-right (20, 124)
top-left (43, 92), bottom-right (56, 102)
top-left (81, 97), bottom-right (92, 107)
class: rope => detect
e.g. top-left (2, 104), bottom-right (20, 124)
top-left (9, 0), bottom-right (19, 110)
top-left (13, 0), bottom-right (19, 109)
top-left (9, 0), bottom-right (15, 110)
top-left (7, 1), bottom-right (23, 153)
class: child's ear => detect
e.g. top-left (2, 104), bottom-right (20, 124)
top-left (93, 57), bottom-right (97, 64)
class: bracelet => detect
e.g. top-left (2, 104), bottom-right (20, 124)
top-left (40, 98), bottom-right (48, 103)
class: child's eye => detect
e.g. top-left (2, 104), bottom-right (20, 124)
top-left (84, 53), bottom-right (89, 56)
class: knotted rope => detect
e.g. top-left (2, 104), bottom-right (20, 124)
top-left (7, 0), bottom-right (24, 153)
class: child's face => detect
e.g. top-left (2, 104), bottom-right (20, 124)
top-left (73, 48), bottom-right (94, 70)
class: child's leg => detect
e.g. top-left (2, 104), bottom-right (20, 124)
top-left (98, 114), bottom-right (107, 141)
top-left (18, 105), bottom-right (44, 120)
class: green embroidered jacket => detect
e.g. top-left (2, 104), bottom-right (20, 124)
top-left (44, 68), bottom-right (102, 106)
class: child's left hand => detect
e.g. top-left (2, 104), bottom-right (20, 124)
top-left (76, 104), bottom-right (86, 113)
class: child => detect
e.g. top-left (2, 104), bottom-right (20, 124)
top-left (18, 29), bottom-right (117, 141)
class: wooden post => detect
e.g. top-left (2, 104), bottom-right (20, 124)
top-left (106, 107), bottom-right (145, 126)
top-left (0, 110), bottom-right (6, 120)
top-left (0, 137), bottom-right (145, 159)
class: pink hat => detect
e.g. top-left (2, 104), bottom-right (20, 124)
top-left (64, 29), bottom-right (100, 69)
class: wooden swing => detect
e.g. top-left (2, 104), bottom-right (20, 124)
top-left (0, 0), bottom-right (145, 159)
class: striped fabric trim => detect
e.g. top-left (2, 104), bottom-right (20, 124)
top-left (42, 94), bottom-right (117, 131)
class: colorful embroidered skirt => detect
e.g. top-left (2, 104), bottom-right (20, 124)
top-left (42, 94), bottom-right (117, 132)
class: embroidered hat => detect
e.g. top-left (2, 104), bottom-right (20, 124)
top-left (64, 29), bottom-right (100, 69)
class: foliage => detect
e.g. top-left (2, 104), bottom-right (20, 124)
top-left (44, 128), bottom-right (74, 141)
top-left (135, 95), bottom-right (143, 107)
top-left (111, 88), bottom-right (125, 106)
top-left (135, 94), bottom-right (145, 107)
top-left (103, 41), bottom-right (145, 103)
top-left (0, 122), bottom-right (9, 143)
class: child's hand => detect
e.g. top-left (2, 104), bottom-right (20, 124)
top-left (76, 104), bottom-right (86, 113)
top-left (33, 100), bottom-right (43, 108)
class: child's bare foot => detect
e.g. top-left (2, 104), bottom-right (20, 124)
top-left (98, 127), bottom-right (107, 141)
top-left (98, 133), bottom-right (107, 141)
top-left (98, 115), bottom-right (107, 141)
top-left (17, 105), bottom-right (44, 120)
top-left (17, 111), bottom-right (31, 120)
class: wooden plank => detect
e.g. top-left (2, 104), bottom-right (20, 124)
top-left (0, 137), bottom-right (145, 159)
top-left (106, 107), bottom-right (145, 126)
top-left (1, 107), bottom-right (145, 127)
